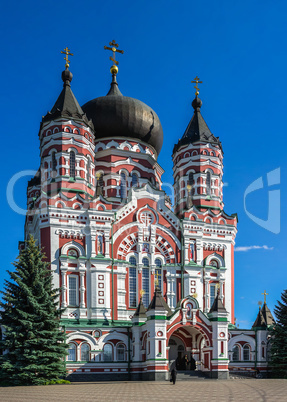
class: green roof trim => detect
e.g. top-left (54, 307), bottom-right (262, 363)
top-left (208, 317), bottom-right (228, 322)
top-left (60, 318), bottom-right (132, 327)
top-left (147, 315), bottom-right (166, 321)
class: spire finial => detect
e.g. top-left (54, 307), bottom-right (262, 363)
top-left (191, 76), bottom-right (203, 96)
top-left (104, 40), bottom-right (124, 76)
top-left (261, 290), bottom-right (269, 304)
top-left (140, 289), bottom-right (145, 299)
top-left (61, 47), bottom-right (74, 69)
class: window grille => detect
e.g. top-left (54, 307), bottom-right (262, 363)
top-left (70, 151), bottom-right (76, 179)
top-left (68, 276), bottom-right (77, 306)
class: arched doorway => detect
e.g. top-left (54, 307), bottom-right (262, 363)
top-left (168, 325), bottom-right (210, 372)
top-left (168, 337), bottom-right (185, 363)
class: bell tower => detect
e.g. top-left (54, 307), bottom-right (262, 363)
top-left (172, 78), bottom-right (237, 325)
top-left (172, 78), bottom-right (223, 217)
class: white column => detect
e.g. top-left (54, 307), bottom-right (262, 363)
top-left (204, 280), bottom-right (209, 312)
top-left (61, 269), bottom-right (67, 308)
top-left (91, 234), bottom-right (96, 257)
top-left (79, 271), bottom-right (86, 308)
top-left (196, 240), bottom-right (203, 265)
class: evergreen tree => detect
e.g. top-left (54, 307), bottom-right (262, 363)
top-left (270, 289), bottom-right (287, 378)
top-left (0, 235), bottom-right (68, 385)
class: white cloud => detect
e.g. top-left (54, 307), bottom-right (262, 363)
top-left (234, 245), bottom-right (274, 252)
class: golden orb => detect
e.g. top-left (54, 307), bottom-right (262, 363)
top-left (110, 65), bottom-right (118, 75)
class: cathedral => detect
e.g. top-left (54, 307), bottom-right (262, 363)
top-left (24, 45), bottom-right (274, 380)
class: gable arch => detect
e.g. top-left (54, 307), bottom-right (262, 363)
top-left (97, 331), bottom-right (129, 350)
top-left (95, 142), bottom-right (106, 152)
top-left (106, 140), bottom-right (119, 149)
top-left (119, 141), bottom-right (132, 151)
top-left (205, 253), bottom-right (225, 267)
top-left (55, 200), bottom-right (66, 208)
top-left (228, 334), bottom-right (255, 351)
top-left (66, 331), bottom-right (97, 349)
top-left (61, 241), bottom-right (86, 257)
top-left (204, 216), bottom-right (213, 224)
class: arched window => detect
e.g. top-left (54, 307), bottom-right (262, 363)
top-left (120, 172), bottom-right (127, 200)
top-left (70, 151), bottom-right (76, 179)
top-left (116, 344), bottom-right (126, 361)
top-left (142, 258), bottom-right (150, 308)
top-left (131, 173), bottom-right (138, 187)
top-left (129, 256), bottom-right (137, 307)
top-left (68, 249), bottom-right (78, 258)
top-left (103, 344), bottom-right (113, 361)
top-left (87, 158), bottom-right (91, 183)
top-left (67, 343), bottom-right (76, 361)
top-left (210, 260), bottom-right (219, 268)
top-left (187, 172), bottom-right (194, 196)
top-left (68, 276), bottom-right (78, 306)
top-left (176, 178), bottom-right (180, 203)
top-left (206, 172), bottom-right (211, 195)
top-left (155, 258), bottom-right (162, 290)
top-left (233, 345), bottom-right (240, 361)
top-left (210, 284), bottom-right (216, 307)
top-left (52, 152), bottom-right (57, 173)
top-left (81, 343), bottom-right (90, 361)
top-left (243, 344), bottom-right (250, 361)
top-left (188, 172), bottom-right (194, 186)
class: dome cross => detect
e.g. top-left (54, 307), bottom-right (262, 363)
top-left (261, 289), bottom-right (269, 304)
top-left (191, 76), bottom-right (203, 96)
top-left (61, 47), bottom-right (73, 69)
top-left (104, 40), bottom-right (124, 74)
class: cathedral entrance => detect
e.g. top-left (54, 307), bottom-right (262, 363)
top-left (168, 325), bottom-right (209, 371)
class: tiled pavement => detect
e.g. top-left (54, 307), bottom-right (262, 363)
top-left (1, 379), bottom-right (287, 402)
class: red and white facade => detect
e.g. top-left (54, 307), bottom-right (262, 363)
top-left (24, 65), bottom-right (273, 380)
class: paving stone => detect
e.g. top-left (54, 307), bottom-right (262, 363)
top-left (1, 379), bottom-right (287, 402)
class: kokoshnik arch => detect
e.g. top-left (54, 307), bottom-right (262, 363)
top-left (23, 45), bottom-right (274, 380)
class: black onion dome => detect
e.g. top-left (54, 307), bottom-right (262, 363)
top-left (82, 75), bottom-right (163, 155)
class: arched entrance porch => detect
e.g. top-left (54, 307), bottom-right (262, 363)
top-left (167, 325), bottom-right (211, 372)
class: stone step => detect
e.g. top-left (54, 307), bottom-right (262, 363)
top-left (169, 370), bottom-right (207, 381)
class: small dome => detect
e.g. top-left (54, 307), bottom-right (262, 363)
top-left (82, 77), bottom-right (163, 155)
top-left (191, 95), bottom-right (202, 111)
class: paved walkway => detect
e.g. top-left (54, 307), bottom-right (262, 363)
top-left (1, 379), bottom-right (287, 401)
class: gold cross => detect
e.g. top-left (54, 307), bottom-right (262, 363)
top-left (61, 47), bottom-right (74, 68)
top-left (154, 270), bottom-right (161, 287)
top-left (104, 40), bottom-right (124, 66)
top-left (191, 76), bottom-right (203, 96)
top-left (261, 289), bottom-right (269, 304)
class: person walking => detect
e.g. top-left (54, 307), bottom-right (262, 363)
top-left (170, 360), bottom-right (177, 385)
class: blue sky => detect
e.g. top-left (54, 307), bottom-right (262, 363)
top-left (1, 0), bottom-right (286, 327)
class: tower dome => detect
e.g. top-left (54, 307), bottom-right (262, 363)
top-left (82, 74), bottom-right (163, 155)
